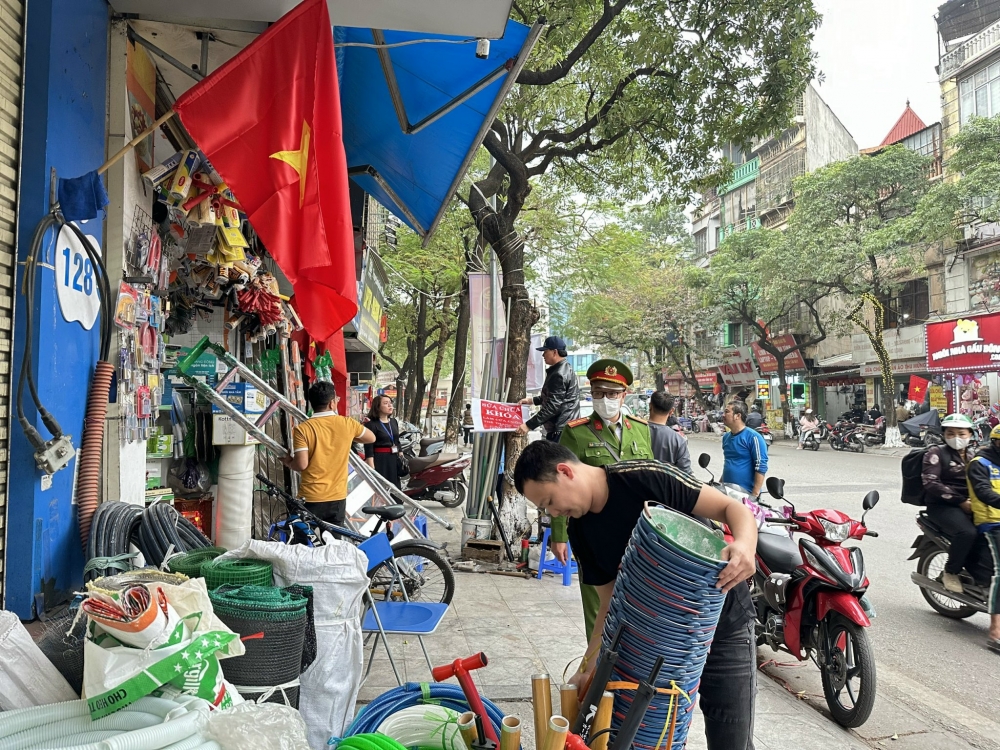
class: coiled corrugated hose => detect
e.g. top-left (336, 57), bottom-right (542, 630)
top-left (601, 508), bottom-right (727, 750)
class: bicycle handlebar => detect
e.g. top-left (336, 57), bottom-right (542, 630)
top-left (255, 473), bottom-right (367, 543)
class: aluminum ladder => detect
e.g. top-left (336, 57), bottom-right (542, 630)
top-left (175, 336), bottom-right (453, 532)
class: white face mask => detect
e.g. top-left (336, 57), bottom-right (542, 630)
top-left (593, 396), bottom-right (622, 422)
top-left (946, 436), bottom-right (970, 451)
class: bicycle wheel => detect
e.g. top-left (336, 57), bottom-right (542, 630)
top-left (368, 543), bottom-right (455, 605)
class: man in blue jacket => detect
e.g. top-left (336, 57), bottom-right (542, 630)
top-left (722, 399), bottom-right (768, 498)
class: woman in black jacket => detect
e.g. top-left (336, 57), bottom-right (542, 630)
top-left (365, 395), bottom-right (403, 488)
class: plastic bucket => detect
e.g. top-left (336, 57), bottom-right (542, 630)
top-left (461, 518), bottom-right (491, 545)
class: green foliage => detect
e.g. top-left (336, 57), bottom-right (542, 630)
top-left (788, 145), bottom-right (932, 301)
top-left (505, 0), bottom-right (822, 202)
top-left (916, 115), bottom-right (1000, 239)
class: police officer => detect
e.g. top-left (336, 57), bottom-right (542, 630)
top-left (550, 358), bottom-right (653, 640)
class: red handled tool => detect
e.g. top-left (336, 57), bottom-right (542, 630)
top-left (431, 653), bottom-right (499, 745)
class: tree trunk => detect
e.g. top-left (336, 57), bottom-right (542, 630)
top-left (445, 265), bottom-right (472, 448)
top-left (408, 295), bottom-right (429, 424)
top-left (775, 354), bottom-right (791, 433)
top-left (424, 299), bottom-right (453, 431)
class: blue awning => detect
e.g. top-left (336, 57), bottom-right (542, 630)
top-left (336, 19), bottom-right (541, 242)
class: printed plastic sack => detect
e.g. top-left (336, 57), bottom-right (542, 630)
top-left (82, 576), bottom-right (245, 719)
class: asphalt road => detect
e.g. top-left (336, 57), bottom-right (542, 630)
top-left (688, 434), bottom-right (1000, 749)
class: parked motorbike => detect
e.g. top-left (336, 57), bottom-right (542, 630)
top-left (753, 477), bottom-right (880, 728)
top-left (909, 510), bottom-right (993, 619)
top-left (757, 424), bottom-right (774, 447)
top-left (829, 420), bottom-right (865, 453)
top-left (853, 416), bottom-right (886, 447)
top-left (399, 429), bottom-right (470, 508)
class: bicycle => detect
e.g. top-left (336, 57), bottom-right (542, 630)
top-left (255, 473), bottom-right (455, 605)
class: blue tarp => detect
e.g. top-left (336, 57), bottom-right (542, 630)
top-left (336, 20), bottom-right (531, 239)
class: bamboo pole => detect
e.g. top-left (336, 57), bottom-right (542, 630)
top-left (588, 693), bottom-right (614, 750)
top-left (98, 110), bottom-right (177, 175)
top-left (458, 711), bottom-right (478, 750)
top-left (541, 715), bottom-right (569, 750)
top-left (559, 684), bottom-right (579, 728)
top-left (500, 716), bottom-right (522, 750)
top-left (532, 673), bottom-right (552, 746)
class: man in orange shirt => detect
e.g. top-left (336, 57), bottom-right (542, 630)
top-left (282, 381), bottom-right (376, 526)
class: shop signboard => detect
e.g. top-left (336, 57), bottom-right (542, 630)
top-left (859, 360), bottom-right (928, 377)
top-left (929, 384), bottom-right (947, 414)
top-left (470, 398), bottom-right (530, 432)
top-left (750, 335), bottom-right (806, 374)
top-left (756, 379), bottom-right (770, 401)
top-left (926, 312), bottom-right (1000, 372)
top-left (717, 346), bottom-right (758, 387)
top-left (851, 328), bottom-right (925, 364)
top-left (695, 370), bottom-right (718, 389)
top-left (354, 254), bottom-right (387, 352)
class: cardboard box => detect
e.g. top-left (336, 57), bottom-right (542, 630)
top-left (211, 382), bottom-right (269, 414)
top-left (212, 414), bottom-right (261, 446)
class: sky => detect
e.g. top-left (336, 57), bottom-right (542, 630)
top-left (811, 0), bottom-right (944, 149)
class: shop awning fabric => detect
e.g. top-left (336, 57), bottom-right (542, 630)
top-left (336, 19), bottom-right (542, 243)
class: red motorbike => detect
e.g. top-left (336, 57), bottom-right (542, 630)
top-left (399, 430), bottom-right (470, 508)
top-left (751, 476), bottom-right (880, 728)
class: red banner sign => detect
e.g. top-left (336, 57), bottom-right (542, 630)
top-left (695, 370), bottom-right (718, 388)
top-left (751, 335), bottom-right (806, 374)
top-left (471, 398), bottom-right (531, 432)
top-left (926, 312), bottom-right (1000, 372)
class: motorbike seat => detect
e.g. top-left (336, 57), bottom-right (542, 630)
top-left (361, 504), bottom-right (407, 521)
top-left (409, 453), bottom-right (460, 473)
top-left (758, 532), bottom-right (801, 574)
top-left (916, 511), bottom-right (946, 538)
top-left (419, 436), bottom-right (441, 448)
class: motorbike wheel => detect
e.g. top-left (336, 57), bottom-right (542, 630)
top-left (831, 440), bottom-right (844, 452)
top-left (691, 423), bottom-right (700, 433)
top-left (437, 478), bottom-right (467, 509)
top-left (850, 438), bottom-right (865, 453)
top-left (916, 548), bottom-right (977, 619)
top-left (820, 613), bottom-right (876, 728)
top-left (368, 544), bottom-right (456, 605)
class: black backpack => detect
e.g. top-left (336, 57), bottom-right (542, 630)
top-left (901, 447), bottom-right (930, 505)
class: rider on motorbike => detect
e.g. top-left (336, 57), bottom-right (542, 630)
top-left (922, 413), bottom-right (978, 594)
top-left (797, 408), bottom-right (819, 450)
top-left (967, 424), bottom-right (1000, 652)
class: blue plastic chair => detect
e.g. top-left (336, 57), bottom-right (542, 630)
top-left (536, 527), bottom-right (578, 586)
top-left (359, 532), bottom-right (448, 685)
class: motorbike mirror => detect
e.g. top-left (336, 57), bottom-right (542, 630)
top-left (698, 453), bottom-right (711, 469)
top-left (766, 476), bottom-right (785, 499)
top-left (863, 490), bottom-right (879, 511)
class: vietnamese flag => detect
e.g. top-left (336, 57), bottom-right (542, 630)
top-left (173, 0), bottom-right (356, 341)
top-left (909, 375), bottom-right (930, 402)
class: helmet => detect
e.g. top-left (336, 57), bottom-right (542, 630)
top-left (991, 424), bottom-right (1000, 441)
top-left (805, 408), bottom-right (813, 414)
top-left (941, 413), bottom-right (975, 429)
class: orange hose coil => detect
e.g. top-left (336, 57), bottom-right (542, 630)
top-left (77, 361), bottom-right (114, 552)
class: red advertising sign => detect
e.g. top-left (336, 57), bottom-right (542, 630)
top-left (471, 398), bottom-right (531, 432)
top-left (695, 370), bottom-right (718, 389)
top-left (751, 334), bottom-right (807, 374)
top-left (926, 312), bottom-right (1000, 372)
top-left (717, 346), bottom-right (758, 387)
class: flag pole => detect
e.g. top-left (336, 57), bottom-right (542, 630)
top-left (97, 110), bottom-right (177, 175)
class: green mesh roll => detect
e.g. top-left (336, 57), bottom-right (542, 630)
top-left (167, 547), bottom-right (227, 577)
top-left (200, 557), bottom-right (273, 590)
top-left (209, 584), bottom-right (308, 621)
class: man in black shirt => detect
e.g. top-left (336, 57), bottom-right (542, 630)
top-left (514, 440), bottom-right (759, 750)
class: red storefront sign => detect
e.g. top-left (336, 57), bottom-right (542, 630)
top-left (695, 370), bottom-right (718, 389)
top-left (926, 312), bottom-right (1000, 372)
top-left (751, 335), bottom-right (806, 374)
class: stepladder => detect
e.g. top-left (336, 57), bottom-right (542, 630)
top-left (174, 336), bottom-right (453, 535)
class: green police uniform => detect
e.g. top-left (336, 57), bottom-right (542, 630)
top-left (550, 359), bottom-right (653, 641)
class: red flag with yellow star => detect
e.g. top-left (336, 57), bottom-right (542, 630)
top-left (173, 0), bottom-right (356, 341)
top-left (908, 375), bottom-right (930, 403)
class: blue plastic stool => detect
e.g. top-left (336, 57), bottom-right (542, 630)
top-left (536, 527), bottom-right (578, 586)
top-left (413, 515), bottom-right (428, 538)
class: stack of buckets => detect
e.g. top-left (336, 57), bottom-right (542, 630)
top-left (602, 506), bottom-right (728, 749)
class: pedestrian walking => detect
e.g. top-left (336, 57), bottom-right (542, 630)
top-left (516, 335), bottom-right (580, 441)
top-left (282, 381), bottom-right (376, 526)
top-left (647, 391), bottom-right (691, 473)
top-left (462, 403), bottom-right (474, 446)
top-left (365, 394), bottom-right (403, 488)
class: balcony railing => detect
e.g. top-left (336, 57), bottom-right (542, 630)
top-left (941, 17), bottom-right (1000, 79)
top-left (719, 216), bottom-right (761, 241)
top-left (718, 157), bottom-right (759, 196)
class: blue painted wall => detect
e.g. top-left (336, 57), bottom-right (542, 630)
top-left (6, 0), bottom-right (108, 617)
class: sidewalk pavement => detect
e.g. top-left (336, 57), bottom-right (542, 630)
top-left (359, 507), bottom-right (871, 750)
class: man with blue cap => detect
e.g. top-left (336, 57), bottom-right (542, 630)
top-left (517, 335), bottom-right (580, 442)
